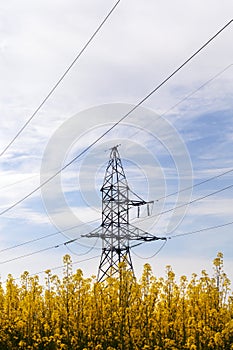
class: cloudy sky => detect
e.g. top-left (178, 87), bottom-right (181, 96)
top-left (0, 0), bottom-right (233, 284)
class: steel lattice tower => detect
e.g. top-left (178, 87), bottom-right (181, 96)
top-left (83, 146), bottom-right (166, 281)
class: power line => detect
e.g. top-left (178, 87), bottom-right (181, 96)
top-left (137, 183), bottom-right (233, 222)
top-left (156, 168), bottom-right (233, 202)
top-left (0, 238), bottom-right (81, 265)
top-left (121, 19), bottom-right (232, 118)
top-left (0, 219), bottom-right (99, 253)
top-left (160, 63), bottom-right (233, 118)
top-left (2, 183), bottom-right (232, 264)
top-left (65, 236), bottom-right (99, 257)
top-left (0, 174), bottom-right (38, 191)
top-left (0, 232), bottom-right (60, 254)
top-left (0, 224), bottom-right (104, 265)
top-left (168, 220), bottom-right (233, 239)
top-left (125, 63), bottom-right (233, 158)
top-left (33, 254), bottom-right (100, 277)
top-left (0, 0), bottom-right (121, 158)
top-left (123, 63), bottom-right (233, 205)
top-left (1, 194), bottom-right (233, 266)
top-left (2, 254), bottom-right (100, 284)
top-left (3, 221), bottom-right (232, 279)
top-left (2, 63), bottom-right (232, 193)
top-left (131, 221), bottom-right (233, 260)
top-left (136, 220), bottom-right (233, 260)
top-left (157, 183), bottom-right (233, 217)
top-left (1, 162), bottom-right (232, 257)
top-left (0, 20), bottom-right (231, 217)
top-left (3, 219), bottom-right (233, 267)
top-left (132, 239), bottom-right (168, 260)
top-left (7, 169), bottom-right (230, 255)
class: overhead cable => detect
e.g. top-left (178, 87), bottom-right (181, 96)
top-left (65, 236), bottom-right (99, 257)
top-left (2, 255), bottom-right (100, 284)
top-left (156, 168), bottom-right (233, 202)
top-left (155, 183), bottom-right (233, 218)
top-left (0, 20), bottom-right (232, 217)
top-left (159, 63), bottom-right (233, 119)
top-left (0, 218), bottom-right (99, 253)
top-left (2, 218), bottom-right (233, 266)
top-left (136, 183), bottom-right (233, 223)
top-left (1, 218), bottom-right (233, 266)
top-left (0, 0), bottom-right (121, 157)
top-left (132, 221), bottom-right (233, 260)
top-left (132, 239), bottom-right (168, 259)
top-left (2, 63), bottom-right (232, 193)
top-left (0, 238), bottom-right (80, 265)
top-left (168, 220), bottom-right (233, 239)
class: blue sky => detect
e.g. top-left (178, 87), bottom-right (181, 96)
top-left (0, 0), bottom-right (233, 284)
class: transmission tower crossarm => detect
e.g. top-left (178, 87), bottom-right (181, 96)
top-left (128, 197), bottom-right (154, 218)
top-left (128, 189), bottom-right (154, 207)
top-left (136, 235), bottom-right (167, 242)
top-left (128, 223), bottom-right (167, 241)
top-left (128, 200), bottom-right (147, 206)
top-left (81, 226), bottom-right (102, 238)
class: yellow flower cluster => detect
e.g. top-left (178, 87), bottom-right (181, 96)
top-left (0, 253), bottom-right (232, 349)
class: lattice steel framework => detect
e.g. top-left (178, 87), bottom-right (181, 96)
top-left (83, 146), bottom-right (166, 281)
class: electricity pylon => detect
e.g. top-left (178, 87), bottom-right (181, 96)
top-left (83, 145), bottom-right (166, 281)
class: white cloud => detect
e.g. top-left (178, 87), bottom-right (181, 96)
top-left (188, 198), bottom-right (233, 219)
top-left (0, 0), bottom-right (232, 281)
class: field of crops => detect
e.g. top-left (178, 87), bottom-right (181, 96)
top-left (0, 252), bottom-right (232, 350)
